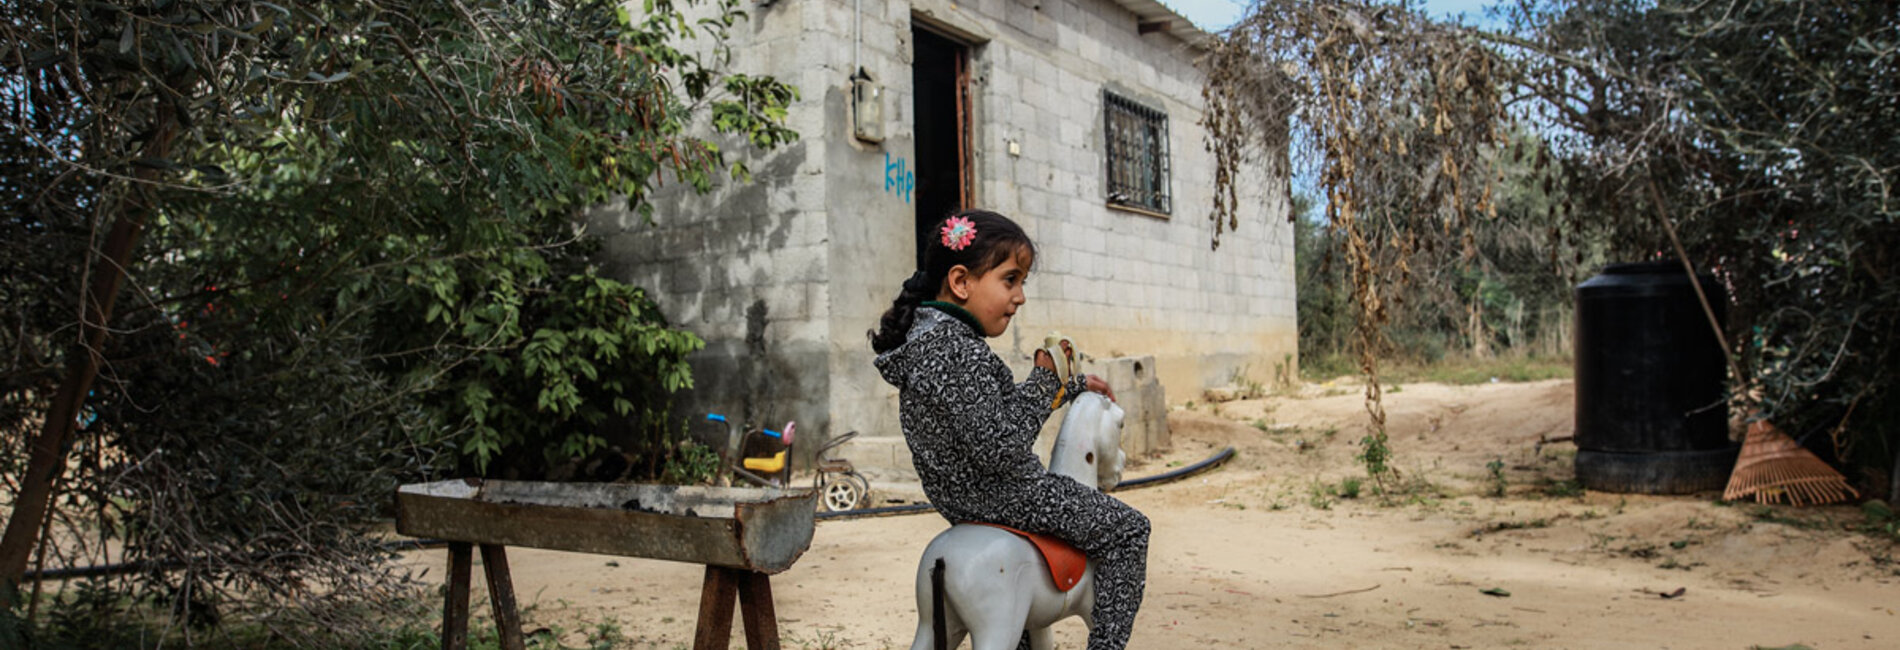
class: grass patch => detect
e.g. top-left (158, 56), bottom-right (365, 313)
top-left (1305, 354), bottom-right (1573, 386)
top-left (1485, 457), bottom-right (1508, 497)
top-left (1744, 505), bottom-right (1832, 530)
top-left (1307, 481), bottom-right (1338, 510)
top-left (1299, 354), bottom-right (1360, 382)
top-left (0, 589), bottom-right (643, 650)
top-left (1337, 477), bottom-right (1363, 499)
top-left (1862, 500), bottom-right (1900, 540)
top-left (1470, 518), bottom-right (1552, 536)
top-left (1388, 356), bottom-right (1573, 385)
top-left (1537, 478), bottom-right (1584, 498)
top-left (1657, 558), bottom-right (1705, 571)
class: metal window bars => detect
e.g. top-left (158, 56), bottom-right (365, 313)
top-left (1104, 91), bottom-right (1171, 215)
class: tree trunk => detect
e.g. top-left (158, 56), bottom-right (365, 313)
top-left (1467, 301), bottom-right (1492, 359)
top-left (1891, 444), bottom-right (1899, 503)
top-left (0, 101), bottom-right (180, 602)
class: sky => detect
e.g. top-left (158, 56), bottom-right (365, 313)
top-left (1164, 0), bottom-right (1502, 32)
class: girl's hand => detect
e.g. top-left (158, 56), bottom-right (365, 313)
top-left (1034, 348), bottom-right (1056, 372)
top-left (1084, 374), bottom-right (1116, 402)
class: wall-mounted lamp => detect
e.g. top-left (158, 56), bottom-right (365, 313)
top-left (851, 67), bottom-right (884, 144)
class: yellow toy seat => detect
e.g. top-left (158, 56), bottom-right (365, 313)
top-left (744, 451), bottom-right (788, 474)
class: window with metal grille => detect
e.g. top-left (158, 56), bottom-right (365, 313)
top-left (1103, 91), bottom-right (1171, 216)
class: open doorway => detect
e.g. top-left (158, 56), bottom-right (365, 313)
top-left (910, 26), bottom-right (971, 269)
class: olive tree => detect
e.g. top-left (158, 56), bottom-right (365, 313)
top-left (1, 0), bottom-right (795, 638)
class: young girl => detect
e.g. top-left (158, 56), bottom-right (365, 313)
top-left (871, 210), bottom-right (1150, 650)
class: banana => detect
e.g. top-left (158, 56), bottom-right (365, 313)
top-left (1041, 332), bottom-right (1078, 408)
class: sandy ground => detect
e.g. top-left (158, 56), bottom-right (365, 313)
top-left (403, 379), bottom-right (1900, 649)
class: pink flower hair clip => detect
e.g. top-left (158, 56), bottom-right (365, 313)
top-left (940, 216), bottom-right (977, 251)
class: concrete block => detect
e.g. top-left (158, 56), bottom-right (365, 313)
top-left (864, 18), bottom-right (900, 55)
top-left (808, 2), bottom-right (849, 34)
top-left (1034, 106), bottom-right (1059, 139)
top-left (1023, 131), bottom-right (1054, 163)
top-left (759, 281), bottom-right (812, 321)
top-left (1031, 54), bottom-right (1058, 85)
top-left (1041, 296), bottom-right (1071, 326)
top-left (1022, 76), bottom-right (1047, 107)
top-left (1020, 187), bottom-right (1049, 218)
top-left (839, 437), bottom-right (902, 473)
top-left (1049, 168), bottom-right (1077, 196)
top-left (1070, 197), bottom-right (1098, 223)
top-left (1073, 160), bottom-right (1101, 192)
top-left (1106, 232), bottom-right (1140, 261)
top-left (1078, 30), bottom-right (1103, 65)
top-left (1082, 277), bottom-right (1108, 309)
top-left (1036, 241), bottom-right (1069, 274)
top-left (773, 313), bottom-right (830, 342)
top-left (1093, 355), bottom-right (1169, 457)
top-left (1067, 250), bottom-right (1098, 280)
top-left (1136, 239), bottom-right (1163, 265)
top-left (1061, 273), bottom-right (1089, 304)
top-left (1075, 224), bottom-right (1105, 253)
top-left (1130, 283), bottom-right (1153, 311)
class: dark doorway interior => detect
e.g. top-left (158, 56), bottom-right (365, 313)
top-left (911, 27), bottom-right (969, 269)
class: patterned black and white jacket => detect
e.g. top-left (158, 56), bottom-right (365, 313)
top-left (874, 305), bottom-right (1089, 516)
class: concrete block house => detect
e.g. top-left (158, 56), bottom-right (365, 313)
top-left (592, 0), bottom-right (1295, 476)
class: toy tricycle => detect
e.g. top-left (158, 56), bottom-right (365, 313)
top-left (812, 430), bottom-right (869, 512)
top-left (706, 414), bottom-right (869, 512)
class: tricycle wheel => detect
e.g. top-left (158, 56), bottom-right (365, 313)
top-left (820, 472), bottom-right (869, 512)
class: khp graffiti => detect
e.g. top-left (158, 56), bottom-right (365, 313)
top-left (884, 152), bottom-right (915, 204)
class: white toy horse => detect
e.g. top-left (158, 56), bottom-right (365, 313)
top-left (909, 392), bottom-right (1127, 650)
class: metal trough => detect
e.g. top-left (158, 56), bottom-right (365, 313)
top-left (396, 479), bottom-right (817, 574)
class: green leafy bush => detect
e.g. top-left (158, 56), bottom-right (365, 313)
top-left (1, 0), bottom-right (796, 638)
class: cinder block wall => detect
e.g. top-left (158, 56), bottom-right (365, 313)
top-left (595, 0), bottom-right (1296, 477)
top-left (590, 0), bottom-right (847, 443)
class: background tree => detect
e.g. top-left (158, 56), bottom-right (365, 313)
top-left (1, 0), bottom-right (795, 639)
top-left (1292, 133), bottom-right (1587, 375)
top-left (1204, 1), bottom-right (1516, 493)
top-left (1497, 0), bottom-right (1898, 495)
top-left (1208, 0), bottom-right (1896, 498)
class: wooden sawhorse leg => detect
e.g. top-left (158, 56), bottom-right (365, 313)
top-left (443, 543), bottom-right (472, 650)
top-left (441, 542), bottom-right (526, 650)
top-left (693, 566), bottom-right (780, 650)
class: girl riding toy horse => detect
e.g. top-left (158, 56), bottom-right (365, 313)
top-left (909, 392), bottom-right (1126, 650)
top-left (872, 210), bottom-right (1149, 650)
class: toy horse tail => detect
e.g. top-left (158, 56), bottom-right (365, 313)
top-left (931, 557), bottom-right (947, 650)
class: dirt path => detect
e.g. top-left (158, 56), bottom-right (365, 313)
top-left (404, 379), bottom-right (1899, 649)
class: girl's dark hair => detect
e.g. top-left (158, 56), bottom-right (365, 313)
top-left (869, 210), bottom-right (1035, 353)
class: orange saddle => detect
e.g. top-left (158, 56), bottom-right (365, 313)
top-left (972, 523), bottom-right (1089, 592)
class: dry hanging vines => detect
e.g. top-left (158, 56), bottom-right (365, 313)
top-left (1202, 1), bottom-right (1514, 493)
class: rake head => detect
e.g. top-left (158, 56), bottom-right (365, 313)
top-left (1723, 420), bottom-right (1859, 506)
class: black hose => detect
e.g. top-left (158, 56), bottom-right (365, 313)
top-left (23, 447), bottom-right (1238, 580)
top-left (1114, 446), bottom-right (1237, 490)
top-left (814, 502), bottom-right (935, 520)
top-left (814, 446), bottom-right (1237, 521)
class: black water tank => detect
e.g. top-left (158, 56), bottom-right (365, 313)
top-left (1573, 261), bottom-right (1737, 494)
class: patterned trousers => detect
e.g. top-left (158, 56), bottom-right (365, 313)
top-left (935, 473), bottom-right (1151, 650)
